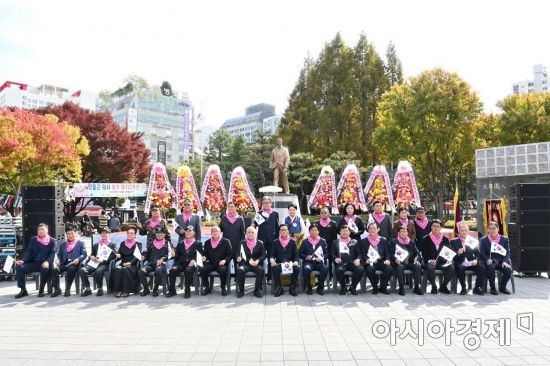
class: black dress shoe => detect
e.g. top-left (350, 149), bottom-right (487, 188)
top-left (316, 287), bottom-right (325, 296)
top-left (115, 292), bottom-right (122, 298)
top-left (379, 288), bottom-right (390, 295)
top-left (51, 288), bottom-right (61, 297)
top-left (289, 287), bottom-right (297, 296)
top-left (37, 291), bottom-right (46, 298)
top-left (473, 287), bottom-right (484, 296)
top-left (237, 291), bottom-right (244, 298)
top-left (273, 286), bottom-right (282, 297)
top-left (306, 287), bottom-right (313, 295)
top-left (413, 287), bottom-right (423, 295)
top-left (183, 291), bottom-right (191, 299)
top-left (63, 290), bottom-right (71, 297)
top-left (499, 288), bottom-right (511, 295)
top-left (81, 288), bottom-right (92, 297)
top-left (140, 290), bottom-right (150, 296)
top-left (221, 289), bottom-right (227, 296)
top-left (440, 287), bottom-right (451, 294)
top-left (152, 290), bottom-right (159, 297)
top-left (202, 288), bottom-right (211, 296)
top-left (490, 288), bottom-right (499, 295)
top-left (460, 288), bottom-right (467, 295)
top-left (372, 286), bottom-right (379, 295)
top-left (96, 289), bottom-right (104, 296)
top-left (349, 288), bottom-right (358, 296)
top-left (339, 287), bottom-right (347, 295)
top-left (15, 290), bottom-right (28, 299)
top-left (121, 293), bottom-right (129, 298)
top-left (399, 288), bottom-right (405, 296)
top-left (254, 289), bottom-right (263, 298)
top-left (431, 287), bottom-right (438, 294)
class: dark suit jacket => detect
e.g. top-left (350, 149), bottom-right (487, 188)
top-left (174, 213), bottom-right (202, 242)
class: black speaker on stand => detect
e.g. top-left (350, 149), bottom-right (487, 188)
top-left (509, 183), bottom-right (550, 275)
top-left (22, 186), bottom-right (65, 252)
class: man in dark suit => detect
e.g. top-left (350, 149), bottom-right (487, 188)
top-left (15, 223), bottom-right (56, 299)
top-left (174, 198), bottom-right (202, 242)
top-left (255, 196), bottom-right (280, 282)
top-left (450, 223), bottom-right (485, 295)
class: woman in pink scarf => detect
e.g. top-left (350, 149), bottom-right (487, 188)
top-left (392, 207), bottom-right (416, 241)
top-left (140, 206), bottom-right (170, 248)
top-left (112, 226), bottom-right (143, 298)
top-left (420, 219), bottom-right (454, 294)
top-left (235, 226), bottom-right (267, 298)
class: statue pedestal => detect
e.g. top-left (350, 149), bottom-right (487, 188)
top-left (260, 192), bottom-right (301, 223)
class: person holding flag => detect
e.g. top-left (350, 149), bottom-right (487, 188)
top-left (450, 223), bottom-right (485, 295)
top-left (420, 219), bottom-right (455, 294)
top-left (14, 223), bottom-right (56, 299)
top-left (112, 226), bottom-right (143, 298)
top-left (361, 223), bottom-right (393, 295)
top-left (299, 223), bottom-right (329, 295)
top-left (331, 225), bottom-right (363, 295)
top-left (480, 221), bottom-right (513, 295)
top-left (138, 227), bottom-right (174, 297)
top-left (167, 225), bottom-right (201, 298)
top-left (389, 226), bottom-right (423, 295)
top-left (271, 224), bottom-right (300, 297)
top-left (339, 203), bottom-right (365, 241)
top-left (235, 226), bottom-right (266, 298)
top-left (79, 226), bottom-right (117, 297)
top-left (51, 226), bottom-right (87, 297)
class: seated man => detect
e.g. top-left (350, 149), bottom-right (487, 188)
top-left (420, 219), bottom-right (455, 294)
top-left (138, 227), bottom-right (173, 297)
top-left (79, 226), bottom-right (117, 296)
top-left (479, 221), bottom-right (513, 295)
top-left (361, 222), bottom-right (393, 295)
top-left (299, 223), bottom-right (329, 295)
top-left (235, 226), bottom-right (266, 298)
top-left (52, 226), bottom-right (87, 297)
top-left (271, 224), bottom-right (300, 297)
top-left (15, 223), bottom-right (56, 299)
top-left (331, 225), bottom-right (363, 295)
top-left (450, 223), bottom-right (485, 295)
top-left (389, 226), bottom-right (423, 295)
top-left (167, 225), bottom-right (201, 298)
top-left (200, 226), bottom-right (232, 296)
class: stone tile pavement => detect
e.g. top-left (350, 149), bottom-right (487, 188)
top-left (0, 274), bottom-right (549, 366)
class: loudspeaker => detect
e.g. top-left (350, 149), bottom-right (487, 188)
top-left (509, 210), bottom-right (550, 225)
top-left (22, 212), bottom-right (64, 228)
top-left (22, 199), bottom-right (64, 213)
top-left (22, 186), bottom-right (64, 200)
top-left (509, 223), bottom-right (550, 272)
top-left (511, 246), bottom-right (550, 272)
top-left (510, 183), bottom-right (550, 198)
top-left (510, 197), bottom-right (550, 211)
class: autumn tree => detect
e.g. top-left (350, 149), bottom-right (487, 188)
top-left (35, 102), bottom-right (150, 221)
top-left (374, 69), bottom-right (482, 219)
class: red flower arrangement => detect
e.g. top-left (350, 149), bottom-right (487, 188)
top-left (176, 165), bottom-right (202, 214)
top-left (308, 166), bottom-right (338, 214)
top-left (336, 164), bottom-right (367, 212)
top-left (145, 163), bottom-right (176, 212)
top-left (227, 166), bottom-right (258, 214)
top-left (200, 165), bottom-right (227, 213)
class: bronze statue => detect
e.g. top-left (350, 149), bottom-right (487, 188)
top-left (270, 137), bottom-right (290, 194)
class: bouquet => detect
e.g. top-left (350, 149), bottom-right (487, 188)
top-left (227, 166), bottom-right (258, 214)
top-left (176, 165), bottom-right (203, 215)
top-left (336, 164), bottom-right (367, 212)
top-left (308, 166), bottom-right (339, 214)
top-left (364, 165), bottom-right (394, 211)
top-left (144, 162), bottom-right (176, 212)
top-left (392, 160), bottom-right (421, 209)
top-left (200, 164), bottom-right (227, 213)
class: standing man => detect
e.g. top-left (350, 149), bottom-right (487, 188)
top-left (371, 200), bottom-right (393, 240)
top-left (413, 207), bottom-right (432, 252)
top-left (270, 137), bottom-right (290, 194)
top-left (255, 196), bottom-right (280, 282)
top-left (174, 198), bottom-right (202, 243)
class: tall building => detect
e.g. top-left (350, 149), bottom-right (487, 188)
top-left (219, 103), bottom-right (279, 143)
top-left (512, 64), bottom-right (549, 94)
top-left (262, 115), bottom-right (282, 136)
top-left (0, 80), bottom-right (98, 110)
top-left (102, 83), bottom-right (194, 168)
top-left (194, 123), bottom-right (218, 151)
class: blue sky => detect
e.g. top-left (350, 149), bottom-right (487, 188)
top-left (1, 0), bottom-right (549, 128)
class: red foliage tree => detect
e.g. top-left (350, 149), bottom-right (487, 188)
top-left (35, 102), bottom-right (151, 220)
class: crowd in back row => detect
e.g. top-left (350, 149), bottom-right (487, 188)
top-left (13, 197), bottom-right (513, 299)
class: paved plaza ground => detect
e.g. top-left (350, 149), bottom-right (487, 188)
top-left (0, 271), bottom-right (549, 366)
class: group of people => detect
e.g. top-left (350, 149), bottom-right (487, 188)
top-left (14, 197), bottom-right (513, 300)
